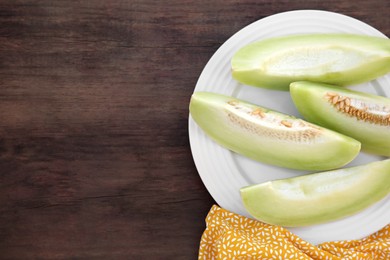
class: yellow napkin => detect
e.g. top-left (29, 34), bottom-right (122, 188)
top-left (199, 205), bottom-right (390, 259)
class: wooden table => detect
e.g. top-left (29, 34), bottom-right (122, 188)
top-left (0, 1), bottom-right (388, 259)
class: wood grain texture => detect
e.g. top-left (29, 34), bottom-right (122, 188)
top-left (0, 0), bottom-right (388, 259)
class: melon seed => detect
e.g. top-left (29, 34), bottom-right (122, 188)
top-left (281, 120), bottom-right (292, 128)
top-left (251, 108), bottom-right (265, 118)
top-left (325, 92), bottom-right (390, 126)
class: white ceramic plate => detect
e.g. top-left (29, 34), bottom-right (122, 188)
top-left (189, 10), bottom-right (390, 245)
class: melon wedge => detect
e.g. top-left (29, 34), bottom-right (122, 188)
top-left (290, 81), bottom-right (390, 156)
top-left (189, 92), bottom-right (360, 171)
top-left (231, 34), bottom-right (390, 90)
top-left (241, 159), bottom-right (390, 227)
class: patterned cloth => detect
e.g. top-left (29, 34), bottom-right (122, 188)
top-left (199, 205), bottom-right (390, 259)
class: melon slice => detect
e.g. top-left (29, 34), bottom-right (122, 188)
top-left (290, 81), bottom-right (390, 156)
top-left (231, 34), bottom-right (390, 90)
top-left (189, 92), bottom-right (360, 171)
top-left (241, 159), bottom-right (390, 227)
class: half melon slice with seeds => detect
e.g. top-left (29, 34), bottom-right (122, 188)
top-left (290, 81), bottom-right (390, 156)
top-left (189, 92), bottom-right (360, 171)
top-left (241, 159), bottom-right (390, 227)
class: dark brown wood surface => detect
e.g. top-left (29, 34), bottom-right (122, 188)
top-left (0, 1), bottom-right (388, 259)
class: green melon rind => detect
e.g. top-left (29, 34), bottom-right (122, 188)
top-left (290, 81), bottom-right (390, 156)
top-left (240, 159), bottom-right (390, 227)
top-left (231, 34), bottom-right (390, 90)
top-left (189, 91), bottom-right (361, 171)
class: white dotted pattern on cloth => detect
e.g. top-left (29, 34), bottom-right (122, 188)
top-left (198, 205), bottom-right (390, 260)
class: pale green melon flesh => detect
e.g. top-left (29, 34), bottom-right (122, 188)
top-left (189, 92), bottom-right (360, 171)
top-left (241, 159), bottom-right (390, 227)
top-left (231, 34), bottom-right (390, 90)
top-left (290, 81), bottom-right (390, 156)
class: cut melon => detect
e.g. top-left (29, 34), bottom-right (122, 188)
top-left (189, 92), bottom-right (360, 171)
top-left (241, 159), bottom-right (390, 227)
top-left (231, 34), bottom-right (390, 90)
top-left (290, 81), bottom-right (390, 156)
